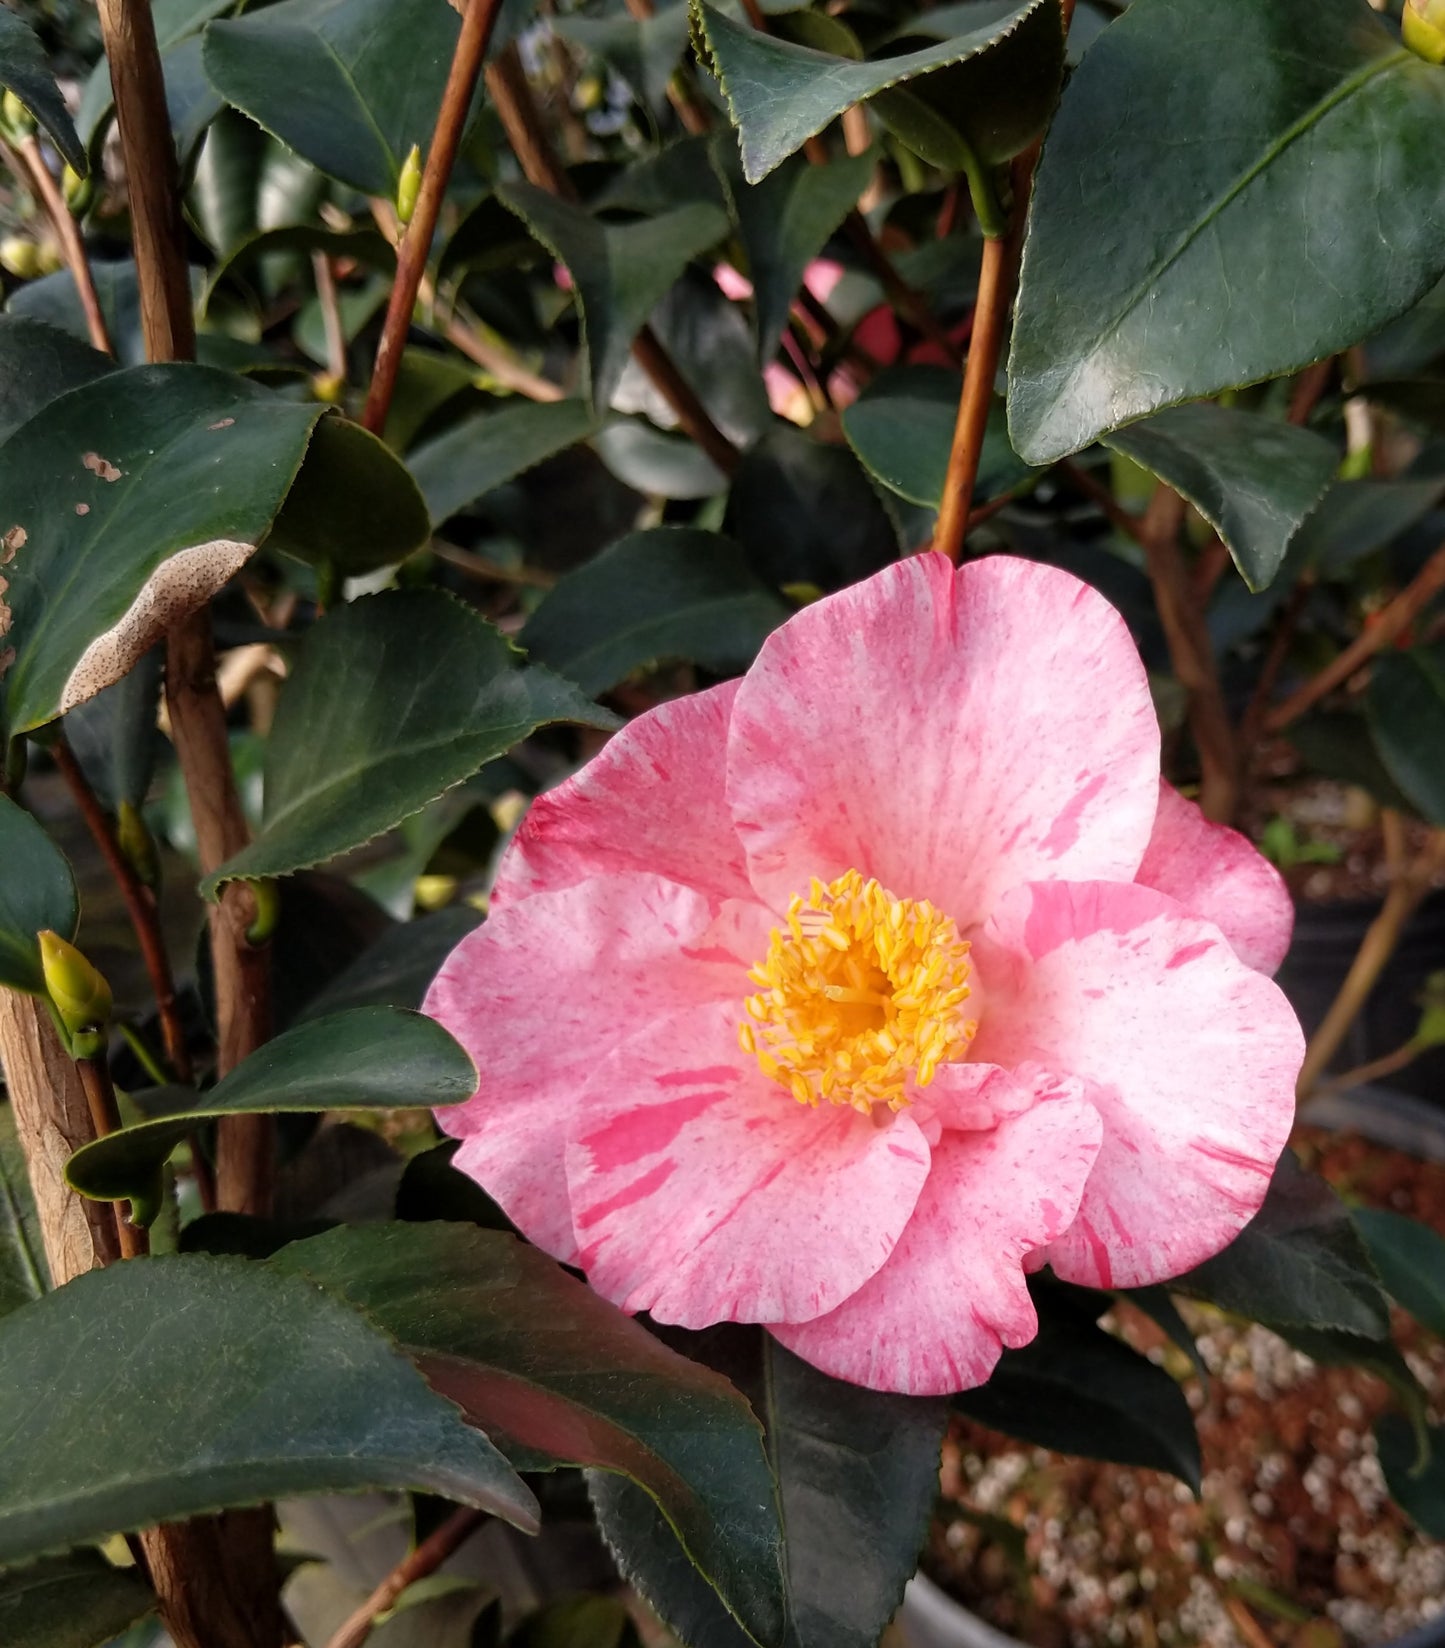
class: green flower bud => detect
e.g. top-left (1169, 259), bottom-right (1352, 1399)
top-left (116, 801), bottom-right (161, 889)
top-left (0, 236), bottom-right (42, 280)
top-left (62, 163), bottom-right (95, 217)
top-left (39, 930), bottom-right (113, 1041)
top-left (242, 878), bottom-right (281, 945)
top-left (1, 88), bottom-right (36, 138)
top-left (1405, 0), bottom-right (1445, 63)
top-left (396, 143), bottom-right (423, 226)
top-left (310, 370), bottom-right (345, 405)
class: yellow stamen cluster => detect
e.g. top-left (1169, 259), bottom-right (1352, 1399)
top-left (738, 870), bottom-right (976, 1115)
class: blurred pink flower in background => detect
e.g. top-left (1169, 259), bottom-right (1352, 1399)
top-left (426, 554), bottom-right (1302, 1395)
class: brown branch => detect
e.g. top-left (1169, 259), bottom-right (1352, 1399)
top-left (1238, 578), bottom-right (1311, 755)
top-left (932, 232), bottom-right (1011, 562)
top-left (312, 252), bottom-right (348, 385)
top-left (10, 135), bottom-right (112, 356)
top-left (1265, 542), bottom-right (1445, 734)
top-left (1140, 485), bottom-right (1239, 822)
top-left (1287, 357), bottom-right (1334, 426)
top-left (323, 1509), bottom-right (488, 1648)
top-left (1296, 822), bottom-right (1445, 1097)
top-left (90, 2), bottom-right (282, 1639)
top-left (95, 0), bottom-right (275, 1217)
top-left (1060, 456), bottom-right (1151, 551)
top-left (362, 0), bottom-right (508, 434)
top-left (484, 43), bottom-right (740, 475)
top-left (53, 739), bottom-right (192, 1083)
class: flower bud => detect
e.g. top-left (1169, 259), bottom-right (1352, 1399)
top-left (1405, 0), bottom-right (1445, 63)
top-left (310, 371), bottom-right (345, 405)
top-left (39, 930), bottom-right (113, 1042)
top-left (0, 236), bottom-right (42, 280)
top-left (396, 143), bottom-right (423, 226)
top-left (62, 163), bottom-right (95, 218)
top-left (0, 88), bottom-right (36, 139)
top-left (242, 877), bottom-right (281, 945)
top-left (116, 801), bottom-right (161, 889)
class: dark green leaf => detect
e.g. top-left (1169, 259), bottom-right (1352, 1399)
top-left (1353, 1207), bottom-right (1445, 1336)
top-left (555, 3), bottom-right (692, 112)
top-left (438, 194), bottom-right (544, 284)
top-left (592, 418), bottom-right (728, 500)
top-left (0, 1253), bottom-right (537, 1566)
top-left (1009, 0), bottom-right (1445, 462)
top-left (1377, 1414), bottom-right (1445, 1537)
top-left (1123, 1285), bottom-right (1208, 1384)
top-left (1176, 1149), bottom-right (1391, 1340)
top-left (202, 224), bottom-right (395, 316)
top-left (263, 415), bottom-right (430, 574)
top-left (0, 317), bottom-right (112, 446)
top-left (407, 400), bottom-right (598, 528)
top-left (394, 1141), bottom-right (513, 1232)
top-left (956, 1305), bottom-right (1201, 1489)
top-left (270, 1223), bottom-right (785, 1648)
top-left (1287, 710), bottom-right (1417, 816)
top-left (63, 648), bottom-right (164, 814)
top-left (1364, 271), bottom-right (1445, 377)
top-left (512, 1597), bottom-right (642, 1648)
top-left (497, 186), bottom-right (729, 409)
top-left (694, 0), bottom-right (1050, 182)
top-left (202, 590), bottom-right (613, 893)
top-left (0, 1105), bottom-right (47, 1314)
top-left (727, 425), bottom-right (897, 589)
top-left (299, 907), bottom-right (483, 1021)
top-left (380, 350), bottom-right (482, 453)
top-left (519, 527), bottom-right (790, 696)
top-left (1104, 404), bottom-right (1338, 592)
top-left (5, 261), bottom-right (192, 368)
top-left (1368, 645), bottom-right (1445, 824)
top-left (593, 1326), bottom-right (944, 1648)
top-left (0, 364), bottom-right (327, 737)
top-left (0, 798), bottom-right (78, 996)
top-left (202, 0), bottom-right (475, 198)
top-left (841, 365), bottom-right (1034, 509)
top-left (716, 144), bottom-right (877, 361)
top-left (0, 1550), bottom-right (155, 1648)
top-left (593, 137), bottom-right (728, 217)
top-left (66, 1007), bottom-right (475, 1203)
top-left (77, 0), bottom-right (235, 154)
top-left (1290, 475), bottom-right (1445, 576)
top-left (0, 7), bottom-right (85, 172)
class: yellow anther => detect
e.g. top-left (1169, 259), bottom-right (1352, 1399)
top-left (739, 869), bottom-right (976, 1114)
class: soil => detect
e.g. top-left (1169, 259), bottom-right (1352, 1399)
top-left (925, 1130), bottom-right (1445, 1648)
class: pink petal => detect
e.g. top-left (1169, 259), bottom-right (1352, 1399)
top-left (1135, 781), bottom-right (1294, 975)
top-left (727, 554), bottom-right (1161, 926)
top-left (565, 999), bottom-right (932, 1327)
top-left (424, 872), bottom-right (771, 1263)
top-left (772, 1093), bottom-right (1102, 1395)
top-left (973, 879), bottom-right (1303, 1290)
top-left (493, 680), bottom-right (751, 910)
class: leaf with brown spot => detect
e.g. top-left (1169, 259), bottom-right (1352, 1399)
top-left (0, 364), bottom-right (429, 737)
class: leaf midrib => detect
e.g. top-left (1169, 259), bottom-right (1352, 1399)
top-left (1065, 46), bottom-right (1407, 381)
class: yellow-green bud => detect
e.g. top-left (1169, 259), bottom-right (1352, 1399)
top-left (33, 242), bottom-right (62, 276)
top-left (116, 801), bottom-right (161, 889)
top-left (1405, 0), bottom-right (1445, 63)
top-left (242, 877), bottom-right (281, 945)
top-left (310, 370), bottom-right (345, 405)
top-left (61, 163), bottom-right (95, 217)
top-left (0, 236), bottom-right (41, 280)
top-left (39, 930), bottom-right (113, 1041)
top-left (396, 144), bottom-right (423, 226)
top-left (0, 89), bottom-right (36, 138)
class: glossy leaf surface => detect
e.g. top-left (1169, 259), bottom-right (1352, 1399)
top-left (0, 1253), bottom-right (538, 1567)
top-left (519, 528), bottom-right (791, 695)
top-left (1105, 404), bottom-right (1338, 591)
top-left (66, 1007), bottom-right (475, 1202)
top-left (0, 364), bottom-right (325, 736)
top-left (271, 1223), bottom-right (786, 1647)
top-left (0, 798), bottom-right (78, 996)
top-left (204, 590), bottom-right (613, 892)
top-left (1010, 0), bottom-right (1445, 461)
top-left (592, 1326), bottom-right (945, 1648)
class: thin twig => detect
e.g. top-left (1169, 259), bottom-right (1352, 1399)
top-left (484, 43), bottom-right (740, 474)
top-left (53, 739), bottom-right (192, 1083)
top-left (362, 0), bottom-right (508, 433)
top-left (1060, 456), bottom-right (1151, 551)
top-left (75, 1057), bottom-right (148, 1259)
top-left (1314, 1036), bottom-right (1429, 1098)
top-left (323, 1509), bottom-right (488, 1648)
top-left (1140, 485), bottom-right (1239, 822)
top-left (932, 232), bottom-right (1010, 561)
top-left (312, 252), bottom-right (348, 385)
top-left (1238, 579), bottom-right (1311, 754)
top-left (9, 135), bottom-right (112, 355)
top-left (1266, 542), bottom-right (1445, 733)
top-left (1287, 358), bottom-right (1334, 426)
top-left (1297, 822), bottom-right (1445, 1097)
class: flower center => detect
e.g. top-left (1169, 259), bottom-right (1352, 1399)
top-left (738, 870), bottom-right (976, 1115)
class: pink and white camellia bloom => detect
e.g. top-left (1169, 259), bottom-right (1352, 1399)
top-left (425, 554), bottom-right (1304, 1396)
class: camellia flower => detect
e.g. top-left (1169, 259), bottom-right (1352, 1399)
top-left (425, 554), bottom-right (1303, 1395)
